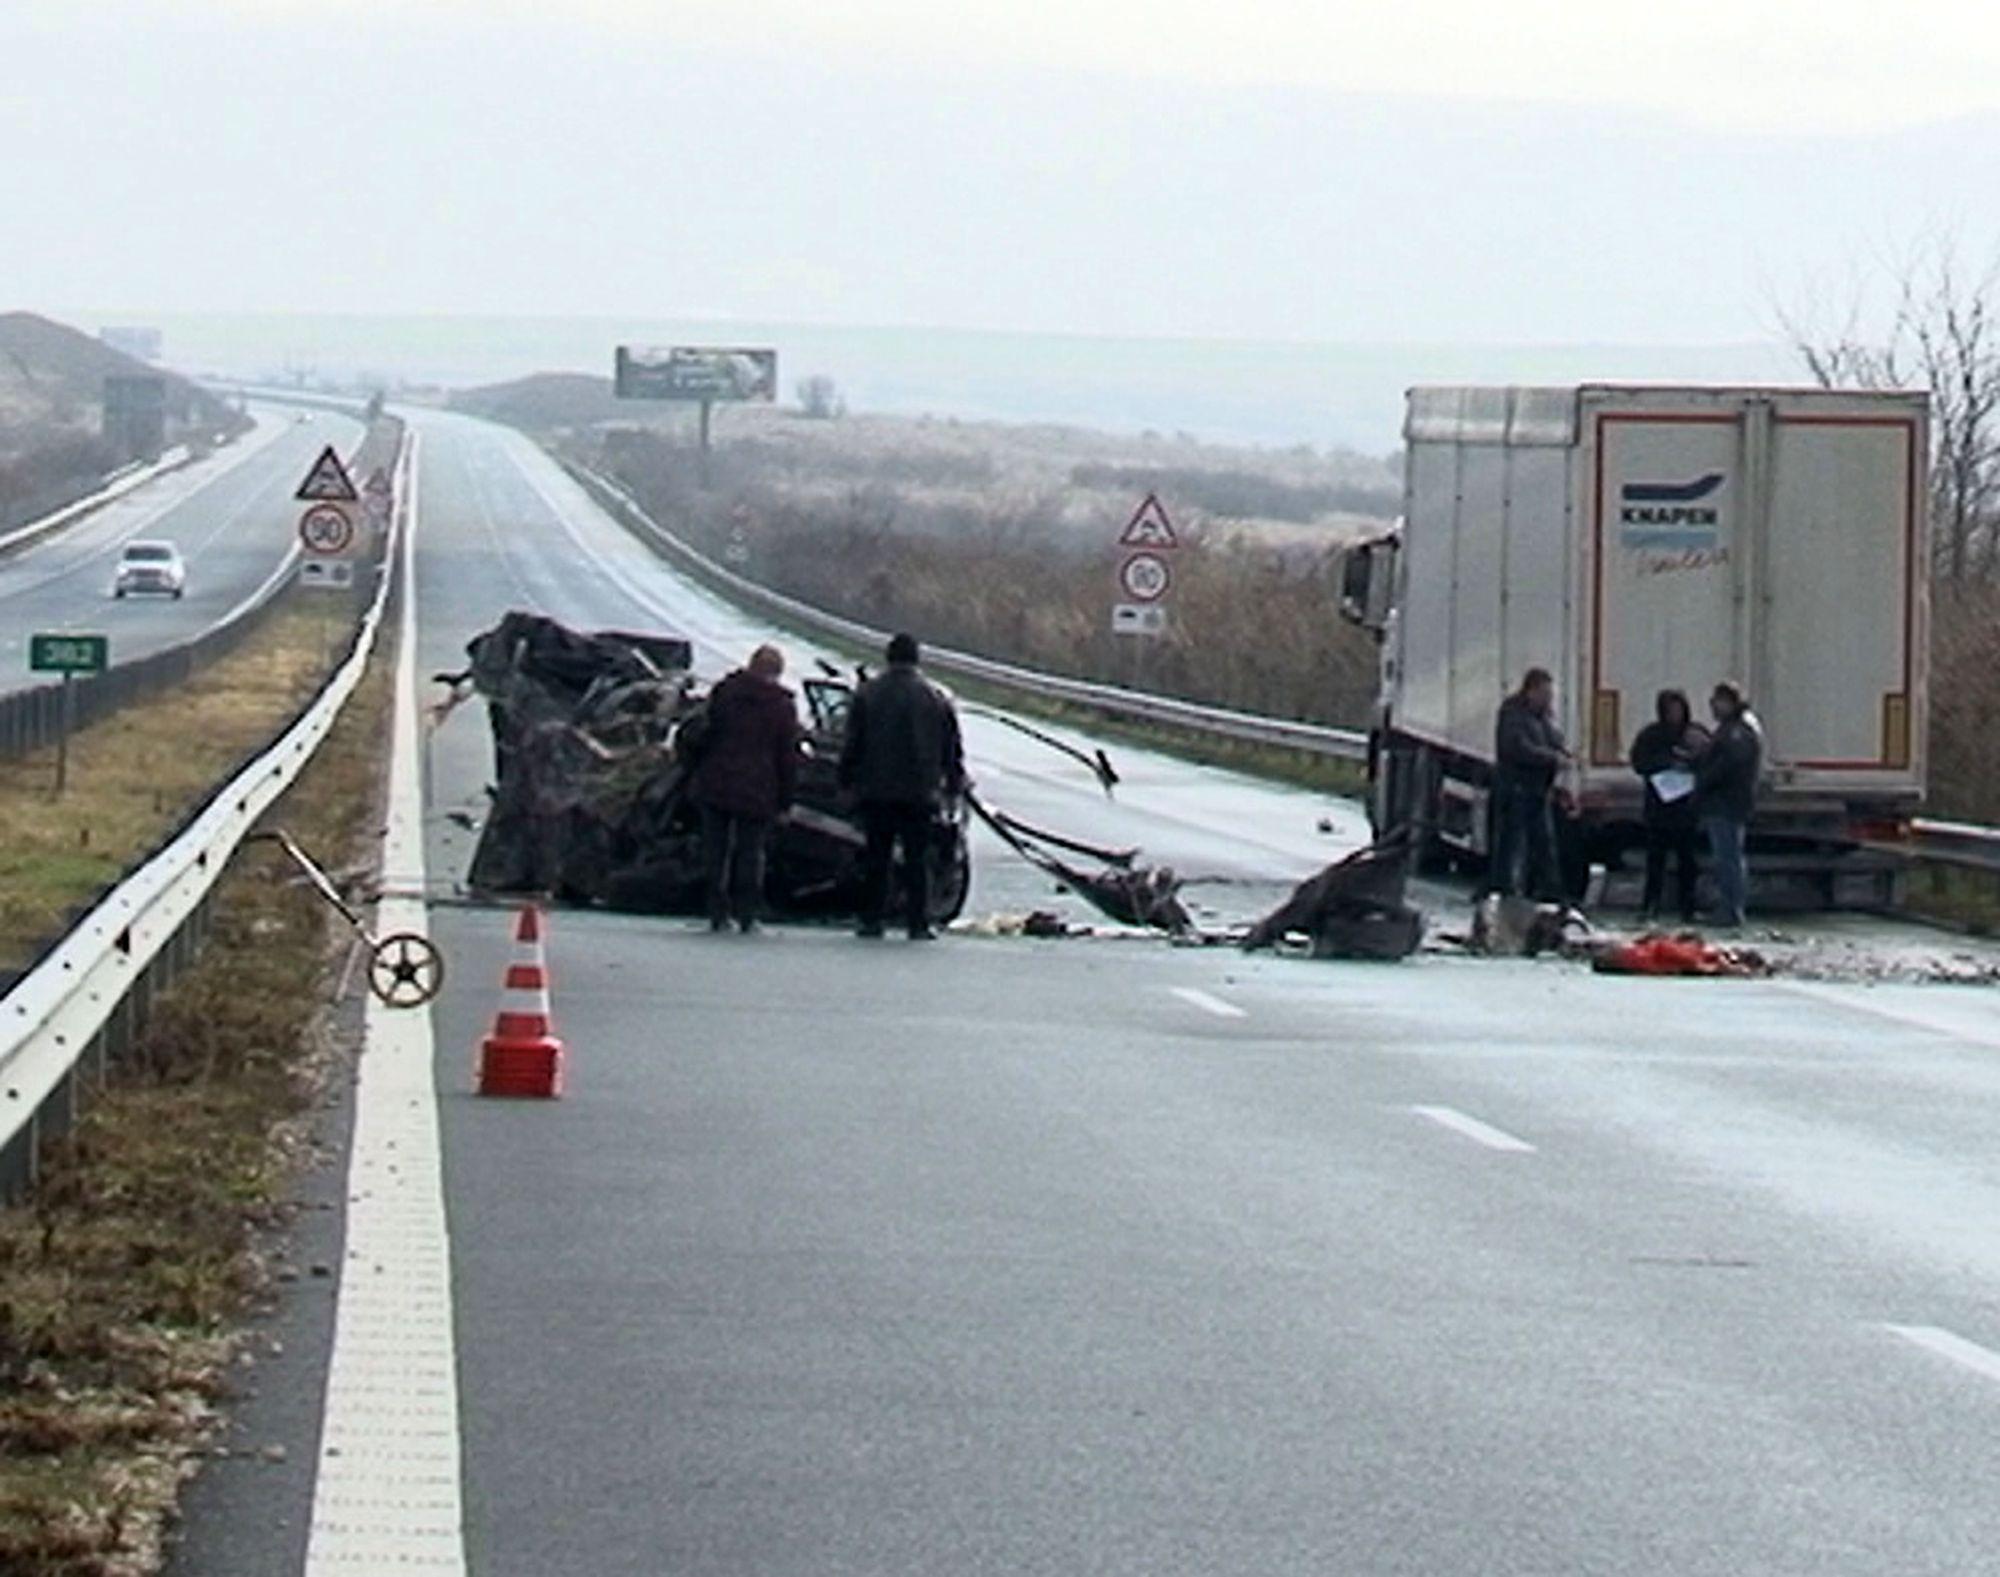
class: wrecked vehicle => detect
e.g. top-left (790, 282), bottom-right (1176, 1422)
top-left (435, 612), bottom-right (970, 925)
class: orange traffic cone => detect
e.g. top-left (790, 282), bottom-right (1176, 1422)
top-left (477, 904), bottom-right (565, 1097)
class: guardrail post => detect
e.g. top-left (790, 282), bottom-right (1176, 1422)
top-left (0, 1122), bottom-right (32, 1203)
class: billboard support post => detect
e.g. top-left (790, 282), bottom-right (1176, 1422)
top-left (613, 346), bottom-right (776, 490)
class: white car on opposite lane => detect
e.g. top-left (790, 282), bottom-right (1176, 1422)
top-left (112, 539), bottom-right (187, 599)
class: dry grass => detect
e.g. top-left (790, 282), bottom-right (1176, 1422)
top-left (0, 599), bottom-right (364, 976)
top-left (0, 596), bottom-right (393, 1576)
top-left (590, 428), bottom-right (1384, 732)
top-left (1901, 861), bottom-right (2000, 936)
top-left (1927, 583), bottom-right (2000, 825)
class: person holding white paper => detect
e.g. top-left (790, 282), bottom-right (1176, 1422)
top-left (1629, 689), bottom-right (1708, 923)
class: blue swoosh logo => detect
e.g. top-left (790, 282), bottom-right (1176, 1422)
top-left (1622, 473), bottom-right (1725, 503)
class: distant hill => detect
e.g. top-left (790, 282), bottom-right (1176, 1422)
top-left (450, 372), bottom-right (628, 430)
top-left (0, 312), bottom-right (248, 531)
top-left (0, 311), bottom-right (242, 460)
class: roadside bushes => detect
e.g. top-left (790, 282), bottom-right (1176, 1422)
top-left (605, 432), bottom-right (1380, 728)
top-left (1068, 461), bottom-right (1397, 524)
top-left (0, 427), bottom-right (121, 532)
top-left (1927, 584), bottom-right (2000, 823)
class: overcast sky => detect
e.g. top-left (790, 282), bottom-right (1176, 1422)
top-left (7, 0), bottom-right (2000, 345)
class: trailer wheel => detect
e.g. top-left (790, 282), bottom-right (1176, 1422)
top-left (1404, 747), bottom-right (1458, 876)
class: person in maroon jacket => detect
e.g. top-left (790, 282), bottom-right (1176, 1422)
top-left (689, 645), bottom-right (802, 933)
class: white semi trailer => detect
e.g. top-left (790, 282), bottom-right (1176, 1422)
top-left (1340, 384), bottom-right (1929, 901)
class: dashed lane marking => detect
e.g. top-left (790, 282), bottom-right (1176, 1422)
top-left (1171, 986), bottom-right (1247, 1019)
top-left (1411, 1105), bottom-right (1538, 1153)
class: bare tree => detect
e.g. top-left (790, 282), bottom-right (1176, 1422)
top-left (796, 374), bottom-right (844, 420)
top-left (1780, 238), bottom-right (2000, 581)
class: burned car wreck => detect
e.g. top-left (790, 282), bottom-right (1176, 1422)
top-left (434, 612), bottom-right (971, 924)
top-left (434, 612), bottom-right (1422, 952)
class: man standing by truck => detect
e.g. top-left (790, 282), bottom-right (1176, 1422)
top-left (1696, 681), bottom-right (1763, 929)
top-left (1489, 667), bottom-right (1568, 901)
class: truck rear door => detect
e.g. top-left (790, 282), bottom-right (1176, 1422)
top-left (1762, 397), bottom-right (1925, 802)
top-left (1581, 388), bottom-right (1926, 809)
top-left (1582, 391), bottom-right (1747, 778)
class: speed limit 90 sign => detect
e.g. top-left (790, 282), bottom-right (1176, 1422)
top-left (298, 503), bottom-right (355, 556)
top-left (1119, 550), bottom-right (1172, 603)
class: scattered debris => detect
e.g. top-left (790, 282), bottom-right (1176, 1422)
top-left (968, 708), bottom-right (1119, 793)
top-left (1467, 894), bottom-right (1591, 958)
top-left (1590, 932), bottom-right (1770, 978)
top-left (1241, 834), bottom-right (1425, 960)
top-left (953, 910), bottom-right (1082, 938)
top-left (965, 792), bottom-right (1192, 933)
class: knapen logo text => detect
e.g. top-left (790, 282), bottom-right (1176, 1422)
top-left (1619, 473), bottom-right (1724, 549)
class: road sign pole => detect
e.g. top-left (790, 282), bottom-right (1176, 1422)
top-left (55, 672), bottom-right (72, 796)
top-left (697, 398), bottom-right (713, 489)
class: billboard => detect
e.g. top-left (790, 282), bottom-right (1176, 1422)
top-left (99, 325), bottom-right (163, 362)
top-left (615, 345), bottom-right (777, 403)
top-left (103, 374), bottom-right (167, 461)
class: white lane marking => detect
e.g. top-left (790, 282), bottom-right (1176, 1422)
top-left (1884, 1324), bottom-right (2000, 1387)
top-left (1411, 1105), bottom-right (1538, 1153)
top-left (1780, 981), bottom-right (2000, 1052)
top-left (304, 435), bottom-right (467, 1576)
top-left (1171, 986), bottom-right (1247, 1019)
top-left (0, 417), bottom-right (302, 600)
top-left (506, 439), bottom-right (755, 668)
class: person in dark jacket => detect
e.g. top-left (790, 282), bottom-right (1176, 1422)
top-left (838, 633), bottom-right (966, 940)
top-left (1629, 688), bottom-right (1709, 923)
top-left (1488, 667), bottom-right (1568, 900)
top-left (1694, 680), bottom-right (1763, 928)
top-left (689, 644), bottom-right (802, 933)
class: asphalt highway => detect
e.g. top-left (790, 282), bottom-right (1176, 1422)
top-left (0, 405), bottom-right (365, 696)
top-left (173, 406), bottom-right (2000, 1574)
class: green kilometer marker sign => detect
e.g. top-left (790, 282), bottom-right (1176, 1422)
top-left (29, 633), bottom-right (107, 795)
top-left (30, 633), bottom-right (109, 675)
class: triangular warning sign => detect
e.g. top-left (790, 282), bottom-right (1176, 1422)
top-left (295, 445), bottom-right (359, 503)
top-left (1118, 492), bottom-right (1178, 549)
top-left (363, 466), bottom-right (392, 496)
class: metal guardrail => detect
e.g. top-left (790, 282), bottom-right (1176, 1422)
top-left (567, 465), bottom-right (1372, 763)
top-left (0, 431), bottom-right (410, 1197)
top-left (0, 442), bottom-right (199, 556)
top-left (1906, 819), bottom-right (2000, 874)
top-left (0, 425), bottom-right (394, 763)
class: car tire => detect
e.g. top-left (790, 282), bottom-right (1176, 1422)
top-left (927, 834), bottom-right (973, 925)
top-left (172, 588), bottom-right (184, 600)
top-left (113, 588), bottom-right (126, 599)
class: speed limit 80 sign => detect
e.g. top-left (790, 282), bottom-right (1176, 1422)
top-left (1118, 550), bottom-right (1172, 603)
top-left (298, 503), bottom-right (356, 557)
